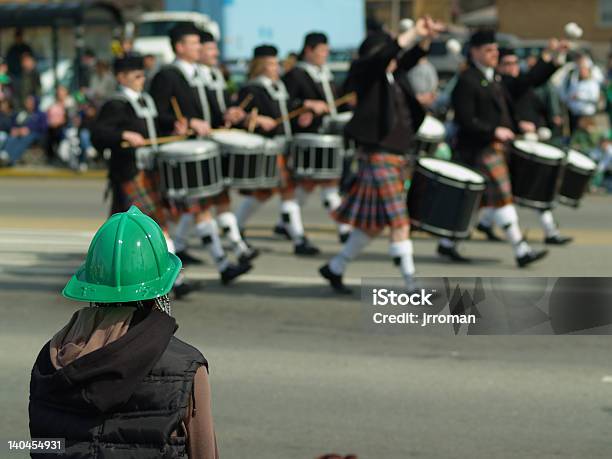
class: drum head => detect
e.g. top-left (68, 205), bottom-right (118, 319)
top-left (417, 116), bottom-right (445, 140)
top-left (567, 149), bottom-right (596, 172)
top-left (328, 112), bottom-right (353, 123)
top-left (211, 130), bottom-right (265, 148)
top-left (513, 140), bottom-right (565, 161)
top-left (419, 157), bottom-right (485, 184)
top-left (291, 133), bottom-right (344, 148)
top-left (159, 140), bottom-right (219, 158)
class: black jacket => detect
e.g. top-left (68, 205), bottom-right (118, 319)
top-left (344, 40), bottom-right (427, 152)
top-left (452, 59), bottom-right (557, 159)
top-left (29, 310), bottom-right (207, 459)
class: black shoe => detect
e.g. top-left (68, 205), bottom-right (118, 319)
top-left (339, 231), bottom-right (351, 244)
top-left (294, 237), bottom-right (321, 256)
top-left (273, 224), bottom-right (291, 240)
top-left (319, 264), bottom-right (352, 294)
top-left (516, 249), bottom-right (549, 268)
top-left (239, 247), bottom-right (260, 264)
top-left (220, 262), bottom-right (252, 285)
top-left (173, 280), bottom-right (202, 300)
top-left (544, 234), bottom-right (573, 245)
top-left (176, 250), bottom-right (204, 266)
top-left (476, 223), bottom-right (504, 242)
top-left (437, 243), bottom-right (471, 263)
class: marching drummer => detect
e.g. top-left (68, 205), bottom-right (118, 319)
top-left (447, 30), bottom-right (568, 267)
top-left (149, 23), bottom-right (252, 285)
top-left (280, 31), bottom-right (353, 244)
top-left (234, 44), bottom-right (321, 256)
top-left (319, 17), bottom-right (443, 294)
top-left (91, 54), bottom-right (196, 298)
top-left (474, 46), bottom-right (573, 246)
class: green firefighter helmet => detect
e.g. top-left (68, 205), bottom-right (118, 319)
top-left (62, 206), bottom-right (181, 303)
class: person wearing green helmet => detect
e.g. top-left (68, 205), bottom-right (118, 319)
top-left (29, 206), bottom-right (219, 458)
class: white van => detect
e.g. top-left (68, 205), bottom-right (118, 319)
top-left (133, 11), bottom-right (220, 64)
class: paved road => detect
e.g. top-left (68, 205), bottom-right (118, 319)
top-left (1, 177), bottom-right (611, 458)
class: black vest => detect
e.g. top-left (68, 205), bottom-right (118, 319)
top-left (29, 336), bottom-right (207, 458)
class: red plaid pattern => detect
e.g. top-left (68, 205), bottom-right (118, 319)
top-left (474, 146), bottom-right (513, 208)
top-left (121, 171), bottom-right (167, 227)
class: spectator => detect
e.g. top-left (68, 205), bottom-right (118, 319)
top-left (5, 28), bottom-right (33, 78)
top-left (45, 86), bottom-right (71, 163)
top-left (0, 95), bottom-right (47, 167)
top-left (561, 54), bottom-right (602, 133)
top-left (606, 53), bottom-right (612, 128)
top-left (13, 53), bottom-right (41, 111)
top-left (0, 99), bottom-right (13, 151)
top-left (0, 58), bottom-right (12, 98)
top-left (76, 48), bottom-right (96, 89)
top-left (88, 60), bottom-right (116, 103)
top-left (143, 54), bottom-right (157, 91)
top-left (406, 56), bottom-right (439, 107)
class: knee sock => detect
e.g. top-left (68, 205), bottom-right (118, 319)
top-left (217, 211), bottom-right (250, 257)
top-left (195, 219), bottom-right (229, 272)
top-left (494, 204), bottom-right (530, 257)
top-left (280, 200), bottom-right (305, 244)
top-left (539, 210), bottom-right (559, 238)
top-left (479, 207), bottom-right (495, 228)
top-left (321, 186), bottom-right (352, 236)
top-left (236, 196), bottom-right (263, 229)
top-left (389, 240), bottom-right (416, 287)
top-left (329, 229), bottom-right (372, 275)
top-left (173, 213), bottom-right (194, 253)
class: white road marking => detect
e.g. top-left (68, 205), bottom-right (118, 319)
top-left (602, 376), bottom-right (612, 383)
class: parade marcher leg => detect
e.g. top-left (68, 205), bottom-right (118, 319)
top-left (274, 185), bottom-right (310, 239)
top-left (173, 213), bottom-right (204, 265)
top-left (539, 209), bottom-right (573, 245)
top-left (476, 206), bottom-right (504, 241)
top-left (195, 212), bottom-right (252, 284)
top-left (322, 228), bottom-right (375, 294)
top-left (321, 185), bottom-right (352, 243)
top-left (437, 237), bottom-right (471, 262)
top-left (493, 204), bottom-right (548, 267)
top-left (389, 226), bottom-right (417, 290)
top-left (217, 211), bottom-right (259, 262)
top-left (281, 199), bottom-right (320, 255)
top-left (236, 195), bottom-right (264, 230)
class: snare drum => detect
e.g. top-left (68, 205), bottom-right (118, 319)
top-left (407, 158), bottom-right (486, 239)
top-left (322, 112), bottom-right (353, 136)
top-left (211, 130), bottom-right (274, 189)
top-left (287, 133), bottom-right (345, 180)
top-left (414, 115), bottom-right (446, 156)
top-left (558, 149), bottom-right (596, 207)
top-left (158, 140), bottom-right (223, 200)
top-left (508, 140), bottom-right (565, 209)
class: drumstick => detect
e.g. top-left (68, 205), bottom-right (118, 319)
top-left (273, 91), bottom-right (356, 123)
top-left (237, 93), bottom-right (253, 110)
top-left (120, 134), bottom-right (189, 148)
top-left (171, 97), bottom-right (185, 122)
top-left (247, 107), bottom-right (259, 133)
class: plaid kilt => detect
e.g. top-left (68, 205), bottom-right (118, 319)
top-left (166, 188), bottom-right (230, 218)
top-left (474, 145), bottom-right (513, 208)
top-left (333, 153), bottom-right (409, 231)
top-left (120, 171), bottom-right (167, 226)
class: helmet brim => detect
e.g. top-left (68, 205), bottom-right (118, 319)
top-left (62, 252), bottom-right (182, 303)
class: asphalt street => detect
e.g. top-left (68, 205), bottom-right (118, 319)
top-left (1, 177), bottom-right (611, 458)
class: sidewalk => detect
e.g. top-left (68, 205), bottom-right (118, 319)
top-left (0, 165), bottom-right (105, 179)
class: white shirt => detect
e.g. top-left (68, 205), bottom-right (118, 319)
top-left (475, 62), bottom-right (495, 82)
top-left (566, 78), bottom-right (601, 116)
top-left (174, 59), bottom-right (198, 80)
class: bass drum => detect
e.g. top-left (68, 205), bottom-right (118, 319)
top-left (558, 149), bottom-right (596, 207)
top-left (508, 140), bottom-right (565, 209)
top-left (407, 158), bottom-right (486, 239)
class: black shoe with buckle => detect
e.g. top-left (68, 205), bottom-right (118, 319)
top-left (339, 231), bottom-right (351, 244)
top-left (544, 234), bottom-right (573, 245)
top-left (516, 249), bottom-right (549, 268)
top-left (173, 280), bottom-right (202, 300)
top-left (437, 243), bottom-right (471, 263)
top-left (239, 248), bottom-right (260, 264)
top-left (273, 224), bottom-right (291, 240)
top-left (176, 250), bottom-right (204, 266)
top-left (319, 264), bottom-right (352, 294)
top-left (220, 262), bottom-right (252, 285)
top-left (294, 237), bottom-right (321, 256)
top-left (476, 223), bottom-right (504, 242)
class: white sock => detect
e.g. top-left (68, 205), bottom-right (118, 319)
top-left (494, 204), bottom-right (530, 257)
top-left (539, 210), bottom-right (559, 238)
top-left (217, 211), bottom-right (250, 257)
top-left (321, 186), bottom-right (352, 236)
top-left (329, 229), bottom-right (372, 275)
top-left (173, 213), bottom-right (194, 253)
top-left (479, 207), bottom-right (495, 227)
top-left (439, 237), bottom-right (455, 248)
top-left (280, 200), bottom-right (305, 243)
top-left (389, 240), bottom-right (416, 287)
top-left (195, 220), bottom-right (229, 271)
top-left (236, 196), bottom-right (262, 229)
top-left (295, 186), bottom-right (310, 207)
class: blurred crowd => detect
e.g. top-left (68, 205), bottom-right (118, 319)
top-left (0, 26), bottom-right (611, 190)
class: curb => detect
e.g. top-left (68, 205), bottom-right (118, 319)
top-left (0, 168), bottom-right (106, 179)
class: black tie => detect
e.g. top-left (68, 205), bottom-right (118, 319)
top-left (137, 96), bottom-right (147, 108)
